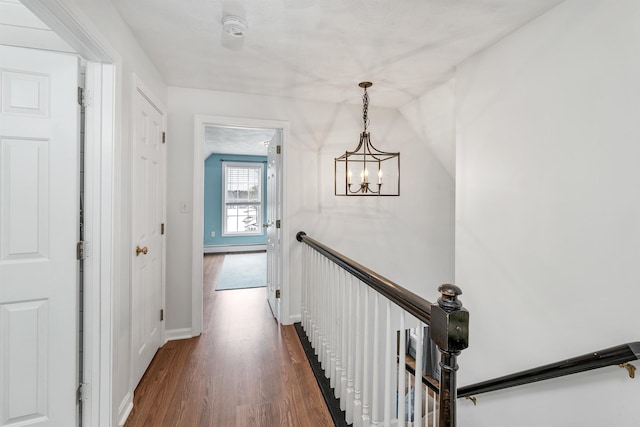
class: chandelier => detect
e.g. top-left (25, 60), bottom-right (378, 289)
top-left (334, 82), bottom-right (400, 196)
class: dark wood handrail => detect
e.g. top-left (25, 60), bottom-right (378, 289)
top-left (458, 341), bottom-right (640, 398)
top-left (296, 231), bottom-right (432, 325)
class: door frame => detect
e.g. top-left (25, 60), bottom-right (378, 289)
top-left (82, 60), bottom-right (117, 427)
top-left (21, 1), bottom-right (120, 426)
top-left (192, 115), bottom-right (289, 335)
top-left (266, 130), bottom-right (284, 321)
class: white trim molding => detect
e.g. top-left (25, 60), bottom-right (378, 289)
top-left (116, 392), bottom-right (133, 427)
top-left (21, 0), bottom-right (117, 62)
top-left (83, 60), bottom-right (117, 427)
top-left (204, 244), bottom-right (267, 253)
top-left (288, 314), bottom-right (302, 324)
top-left (165, 328), bottom-right (194, 342)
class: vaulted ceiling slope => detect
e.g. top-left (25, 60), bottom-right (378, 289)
top-left (111, 0), bottom-right (565, 108)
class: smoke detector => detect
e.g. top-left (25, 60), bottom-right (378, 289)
top-left (222, 15), bottom-right (247, 38)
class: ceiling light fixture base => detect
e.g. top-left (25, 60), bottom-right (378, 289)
top-left (222, 15), bottom-right (247, 38)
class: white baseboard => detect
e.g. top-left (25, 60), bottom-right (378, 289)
top-left (286, 313), bottom-right (301, 325)
top-left (204, 244), bottom-right (266, 253)
top-left (117, 392), bottom-right (133, 426)
top-left (165, 327), bottom-right (193, 341)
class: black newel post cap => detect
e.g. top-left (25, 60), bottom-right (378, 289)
top-left (438, 283), bottom-right (463, 313)
top-left (296, 231), bottom-right (307, 242)
top-left (431, 283), bottom-right (469, 352)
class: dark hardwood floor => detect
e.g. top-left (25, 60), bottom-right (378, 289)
top-left (124, 254), bottom-right (334, 427)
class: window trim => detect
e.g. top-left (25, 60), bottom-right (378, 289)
top-left (221, 161), bottom-right (264, 236)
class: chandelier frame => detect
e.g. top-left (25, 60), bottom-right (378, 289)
top-left (334, 82), bottom-right (400, 197)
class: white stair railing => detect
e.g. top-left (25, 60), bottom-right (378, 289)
top-left (298, 232), bottom-right (469, 427)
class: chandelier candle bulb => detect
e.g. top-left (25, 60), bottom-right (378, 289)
top-left (348, 169), bottom-right (352, 184)
top-left (378, 170), bottom-right (382, 184)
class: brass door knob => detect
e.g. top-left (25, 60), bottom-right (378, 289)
top-left (136, 246), bottom-right (148, 256)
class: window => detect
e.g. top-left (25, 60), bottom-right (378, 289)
top-left (222, 162), bottom-right (264, 236)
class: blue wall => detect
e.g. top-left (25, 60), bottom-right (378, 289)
top-left (204, 154), bottom-right (268, 247)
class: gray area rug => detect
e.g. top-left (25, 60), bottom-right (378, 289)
top-left (216, 252), bottom-right (266, 291)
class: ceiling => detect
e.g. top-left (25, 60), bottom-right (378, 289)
top-left (204, 125), bottom-right (275, 158)
top-left (110, 0), bottom-right (566, 108)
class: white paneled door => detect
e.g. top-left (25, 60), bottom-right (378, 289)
top-left (131, 86), bottom-right (165, 388)
top-left (0, 46), bottom-right (79, 426)
top-left (266, 131), bottom-right (282, 321)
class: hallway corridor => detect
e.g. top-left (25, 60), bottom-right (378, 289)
top-left (124, 254), bottom-right (333, 426)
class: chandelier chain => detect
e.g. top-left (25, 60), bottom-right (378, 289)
top-left (362, 87), bottom-right (370, 132)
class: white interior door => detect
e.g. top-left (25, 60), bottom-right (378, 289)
top-left (131, 87), bottom-right (164, 387)
top-left (266, 131), bottom-right (282, 321)
top-left (0, 45), bottom-right (79, 426)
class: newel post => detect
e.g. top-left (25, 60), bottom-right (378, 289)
top-left (430, 284), bottom-right (469, 427)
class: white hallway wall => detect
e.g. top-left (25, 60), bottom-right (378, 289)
top-left (47, 1), bottom-right (453, 423)
top-left (400, 78), bottom-right (456, 179)
top-left (56, 0), bottom-right (168, 424)
top-left (454, 0), bottom-right (640, 425)
top-left (166, 86), bottom-right (455, 331)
